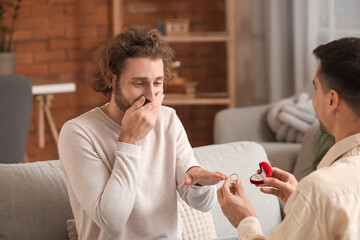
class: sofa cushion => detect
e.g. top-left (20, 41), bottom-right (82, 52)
top-left (178, 198), bottom-right (217, 240)
top-left (193, 141), bottom-right (282, 239)
top-left (0, 160), bottom-right (73, 240)
top-left (66, 198), bottom-right (217, 240)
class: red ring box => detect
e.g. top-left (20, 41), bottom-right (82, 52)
top-left (250, 162), bottom-right (272, 185)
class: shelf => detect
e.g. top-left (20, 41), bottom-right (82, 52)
top-left (164, 32), bottom-right (230, 42)
top-left (32, 83), bottom-right (76, 95)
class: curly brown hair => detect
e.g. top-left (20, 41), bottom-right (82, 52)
top-left (88, 25), bottom-right (174, 96)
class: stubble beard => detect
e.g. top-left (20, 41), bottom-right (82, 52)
top-left (114, 87), bottom-right (132, 114)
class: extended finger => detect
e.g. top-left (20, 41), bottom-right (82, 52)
top-left (260, 187), bottom-right (279, 197)
top-left (217, 187), bottom-right (224, 202)
top-left (263, 177), bottom-right (289, 191)
top-left (215, 171), bottom-right (227, 179)
top-left (235, 179), bottom-right (246, 196)
top-left (221, 177), bottom-right (233, 196)
top-left (127, 96), bottom-right (146, 113)
top-left (143, 93), bottom-right (164, 111)
top-left (271, 167), bottom-right (292, 181)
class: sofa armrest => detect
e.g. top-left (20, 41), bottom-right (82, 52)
top-left (214, 104), bottom-right (275, 144)
top-left (0, 160), bottom-right (73, 240)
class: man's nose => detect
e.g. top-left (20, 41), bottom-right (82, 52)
top-left (144, 86), bottom-right (156, 102)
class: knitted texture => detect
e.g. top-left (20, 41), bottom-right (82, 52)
top-left (178, 198), bottom-right (217, 240)
top-left (66, 199), bottom-right (217, 240)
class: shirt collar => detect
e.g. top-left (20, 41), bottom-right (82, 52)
top-left (317, 132), bottom-right (360, 170)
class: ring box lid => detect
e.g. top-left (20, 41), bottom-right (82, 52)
top-left (250, 162), bottom-right (272, 185)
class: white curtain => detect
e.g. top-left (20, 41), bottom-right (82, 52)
top-left (307, 0), bottom-right (360, 82)
top-left (252, 0), bottom-right (360, 104)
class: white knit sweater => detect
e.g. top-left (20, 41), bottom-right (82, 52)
top-left (58, 106), bottom-right (216, 240)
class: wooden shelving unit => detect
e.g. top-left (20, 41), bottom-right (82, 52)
top-left (112, 0), bottom-right (235, 108)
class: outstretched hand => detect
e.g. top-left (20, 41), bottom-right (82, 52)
top-left (184, 167), bottom-right (226, 186)
top-left (217, 177), bottom-right (256, 228)
top-left (258, 167), bottom-right (298, 204)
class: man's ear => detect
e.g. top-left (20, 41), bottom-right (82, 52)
top-left (328, 89), bottom-right (339, 113)
top-left (108, 73), bottom-right (117, 89)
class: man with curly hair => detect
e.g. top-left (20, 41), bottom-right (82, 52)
top-left (58, 25), bottom-right (225, 240)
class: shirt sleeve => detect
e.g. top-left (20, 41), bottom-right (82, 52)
top-left (237, 217), bottom-right (266, 240)
top-left (172, 112), bottom-right (217, 212)
top-left (58, 121), bottom-right (141, 238)
top-left (237, 189), bottom-right (325, 240)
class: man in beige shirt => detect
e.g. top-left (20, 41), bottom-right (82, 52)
top-left (217, 37), bottom-right (360, 239)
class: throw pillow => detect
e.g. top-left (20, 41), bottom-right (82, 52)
top-left (66, 199), bottom-right (217, 240)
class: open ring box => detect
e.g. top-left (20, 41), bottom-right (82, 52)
top-left (250, 162), bottom-right (272, 185)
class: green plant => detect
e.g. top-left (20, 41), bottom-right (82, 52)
top-left (0, 0), bottom-right (21, 52)
top-left (302, 130), bottom-right (335, 177)
top-left (311, 132), bottom-right (335, 170)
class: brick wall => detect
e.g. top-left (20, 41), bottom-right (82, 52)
top-left (9, 0), bottom-right (228, 162)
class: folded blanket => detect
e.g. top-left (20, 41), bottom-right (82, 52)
top-left (267, 92), bottom-right (318, 143)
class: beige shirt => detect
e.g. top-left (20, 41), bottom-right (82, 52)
top-left (237, 132), bottom-right (360, 240)
top-left (59, 106), bottom-right (216, 240)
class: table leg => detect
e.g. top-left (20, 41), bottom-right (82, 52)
top-left (44, 94), bottom-right (59, 145)
top-left (36, 95), bottom-right (45, 148)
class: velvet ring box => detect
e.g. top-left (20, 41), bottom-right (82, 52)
top-left (250, 162), bottom-right (272, 185)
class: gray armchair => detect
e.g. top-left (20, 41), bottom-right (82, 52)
top-left (214, 104), bottom-right (301, 173)
top-left (0, 75), bottom-right (32, 163)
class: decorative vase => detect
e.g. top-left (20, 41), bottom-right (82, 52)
top-left (0, 52), bottom-right (17, 75)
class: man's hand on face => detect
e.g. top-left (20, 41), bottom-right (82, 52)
top-left (217, 177), bottom-right (256, 228)
top-left (258, 167), bottom-right (298, 204)
top-left (118, 93), bottom-right (164, 145)
top-left (184, 166), bottom-right (226, 186)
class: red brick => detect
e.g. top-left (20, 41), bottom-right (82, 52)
top-left (15, 63), bottom-right (49, 75)
top-left (34, 28), bottom-right (65, 39)
top-left (65, 2), bottom-right (95, 15)
top-left (15, 52), bottom-right (33, 65)
top-left (13, 30), bottom-right (32, 41)
top-left (51, 15), bottom-right (78, 27)
top-left (17, 7), bottom-right (31, 18)
top-left (98, 25), bottom-right (112, 37)
top-left (65, 26), bottom-right (98, 38)
top-left (67, 49), bottom-right (92, 61)
top-left (49, 0), bottom-right (74, 3)
top-left (34, 51), bottom-right (66, 62)
top-left (127, 2), bottom-right (159, 14)
top-left (17, 17), bottom-right (50, 30)
top-left (80, 38), bottom-right (106, 50)
top-left (29, 6), bottom-right (65, 17)
top-left (83, 14), bottom-right (110, 26)
top-left (49, 39), bottom-right (80, 50)
top-left (50, 62), bottom-right (83, 73)
top-left (16, 42), bottom-right (48, 52)
top-left (21, 0), bottom-right (48, 7)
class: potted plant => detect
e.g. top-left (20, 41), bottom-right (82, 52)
top-left (0, 0), bottom-right (21, 75)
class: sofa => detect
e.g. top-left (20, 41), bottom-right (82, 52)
top-left (0, 141), bottom-right (283, 240)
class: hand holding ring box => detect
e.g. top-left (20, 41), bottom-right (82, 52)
top-left (250, 162), bottom-right (272, 185)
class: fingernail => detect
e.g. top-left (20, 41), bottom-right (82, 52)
top-left (263, 178), bottom-right (269, 183)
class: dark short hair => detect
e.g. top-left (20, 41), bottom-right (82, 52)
top-left (88, 25), bottom-right (174, 96)
top-left (313, 37), bottom-right (360, 116)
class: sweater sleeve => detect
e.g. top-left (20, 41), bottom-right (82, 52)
top-left (173, 113), bottom-right (217, 212)
top-left (58, 121), bottom-right (141, 238)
